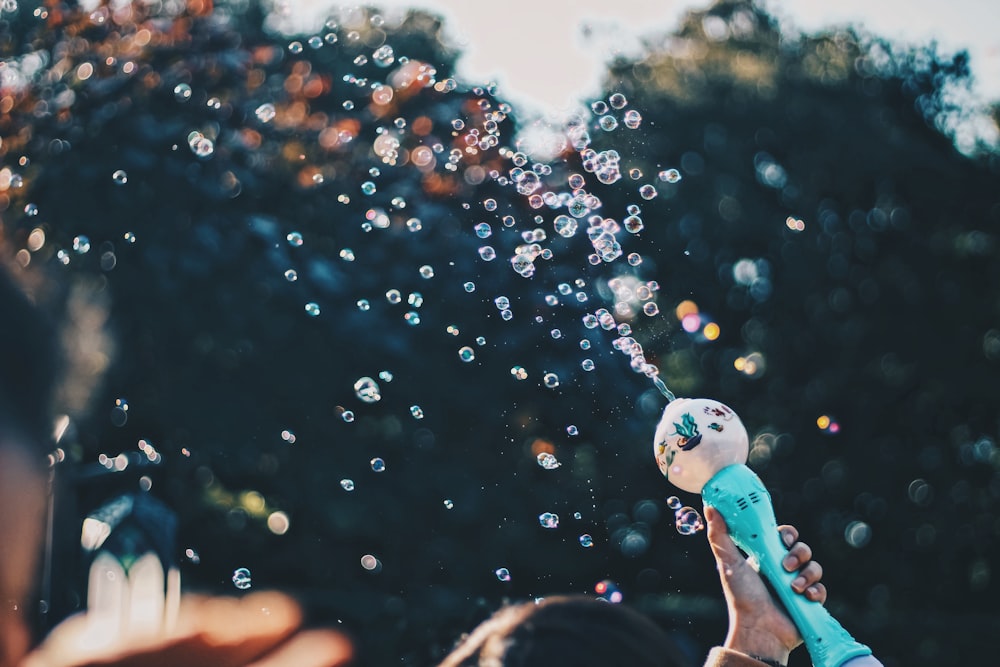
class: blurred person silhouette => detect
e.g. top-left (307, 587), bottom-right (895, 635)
top-left (438, 506), bottom-right (880, 667)
top-left (0, 260), bottom-right (353, 667)
top-left (0, 258), bottom-right (58, 667)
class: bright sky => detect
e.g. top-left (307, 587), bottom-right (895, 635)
top-left (291, 0), bottom-right (1000, 122)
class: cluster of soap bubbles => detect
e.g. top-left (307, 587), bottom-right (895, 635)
top-left (580, 147), bottom-right (622, 185)
top-left (666, 496), bottom-right (705, 535)
top-left (39, 0), bottom-right (704, 601)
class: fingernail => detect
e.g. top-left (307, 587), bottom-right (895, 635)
top-left (781, 531), bottom-right (794, 547)
top-left (807, 585), bottom-right (819, 598)
top-left (782, 555), bottom-right (797, 570)
top-left (792, 576), bottom-right (806, 591)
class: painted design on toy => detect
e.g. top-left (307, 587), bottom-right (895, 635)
top-left (673, 412), bottom-right (703, 450)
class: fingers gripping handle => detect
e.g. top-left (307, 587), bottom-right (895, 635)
top-left (701, 465), bottom-right (873, 667)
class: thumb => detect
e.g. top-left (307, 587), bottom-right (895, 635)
top-left (705, 505), bottom-right (743, 570)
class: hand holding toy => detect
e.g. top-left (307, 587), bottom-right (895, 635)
top-left (653, 398), bottom-right (875, 667)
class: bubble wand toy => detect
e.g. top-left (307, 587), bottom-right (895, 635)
top-left (653, 397), bottom-right (876, 667)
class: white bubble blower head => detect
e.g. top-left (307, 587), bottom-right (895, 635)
top-left (653, 398), bottom-right (879, 667)
top-left (652, 398), bottom-right (748, 494)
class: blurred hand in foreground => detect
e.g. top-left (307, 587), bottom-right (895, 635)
top-left (20, 591), bottom-right (353, 667)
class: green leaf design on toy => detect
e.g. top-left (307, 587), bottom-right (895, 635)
top-left (673, 412), bottom-right (703, 450)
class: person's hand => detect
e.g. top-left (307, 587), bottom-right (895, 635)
top-left (19, 591), bottom-right (353, 667)
top-left (704, 505), bottom-right (826, 665)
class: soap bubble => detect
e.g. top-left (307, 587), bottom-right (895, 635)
top-left (495, 568), bottom-right (511, 582)
top-left (419, 265), bottom-right (434, 279)
top-left (566, 425), bottom-right (578, 436)
top-left (340, 479), bottom-right (355, 491)
top-left (845, 521), bottom-right (872, 548)
top-left (463, 281), bottom-right (476, 292)
top-left (666, 496), bottom-right (682, 510)
top-left (304, 302), bottom-right (320, 317)
top-left (410, 405), bottom-right (424, 419)
top-left (579, 534), bottom-right (594, 548)
top-left (478, 246), bottom-right (496, 261)
top-left (341, 410), bottom-right (355, 423)
top-left (609, 92), bottom-right (627, 109)
top-left (599, 115), bottom-right (618, 131)
top-left (510, 366), bottom-right (528, 380)
top-left (514, 171), bottom-right (541, 195)
top-left (443, 499), bottom-right (454, 509)
top-left (286, 231), bottom-right (304, 247)
top-left (284, 269), bottom-right (297, 281)
top-left (581, 359), bottom-right (595, 371)
top-left (354, 377), bottom-right (381, 403)
top-left (110, 397), bottom-right (129, 426)
top-left (542, 372), bottom-right (560, 389)
top-left (255, 103), bottom-right (276, 123)
top-left (232, 568), bottom-right (252, 590)
top-left (624, 109), bottom-right (642, 129)
top-left (536, 452), bottom-right (561, 470)
top-left (370, 457), bottom-right (385, 472)
top-left (538, 512), bottom-right (559, 529)
top-left (173, 83), bottom-right (192, 101)
top-left (553, 215), bottom-right (578, 238)
top-left (474, 222), bottom-right (492, 238)
top-left (73, 235), bottom-right (91, 254)
top-left (112, 169), bottom-right (128, 185)
top-left (458, 346), bottom-right (475, 362)
top-left (658, 168), bottom-right (682, 183)
top-left (639, 184), bottom-right (658, 200)
top-left (187, 131), bottom-right (214, 158)
top-left (280, 429), bottom-right (296, 444)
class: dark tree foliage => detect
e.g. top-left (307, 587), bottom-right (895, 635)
top-left (0, 0), bottom-right (997, 665)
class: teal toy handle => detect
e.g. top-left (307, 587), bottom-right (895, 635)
top-left (701, 464), bottom-right (873, 667)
